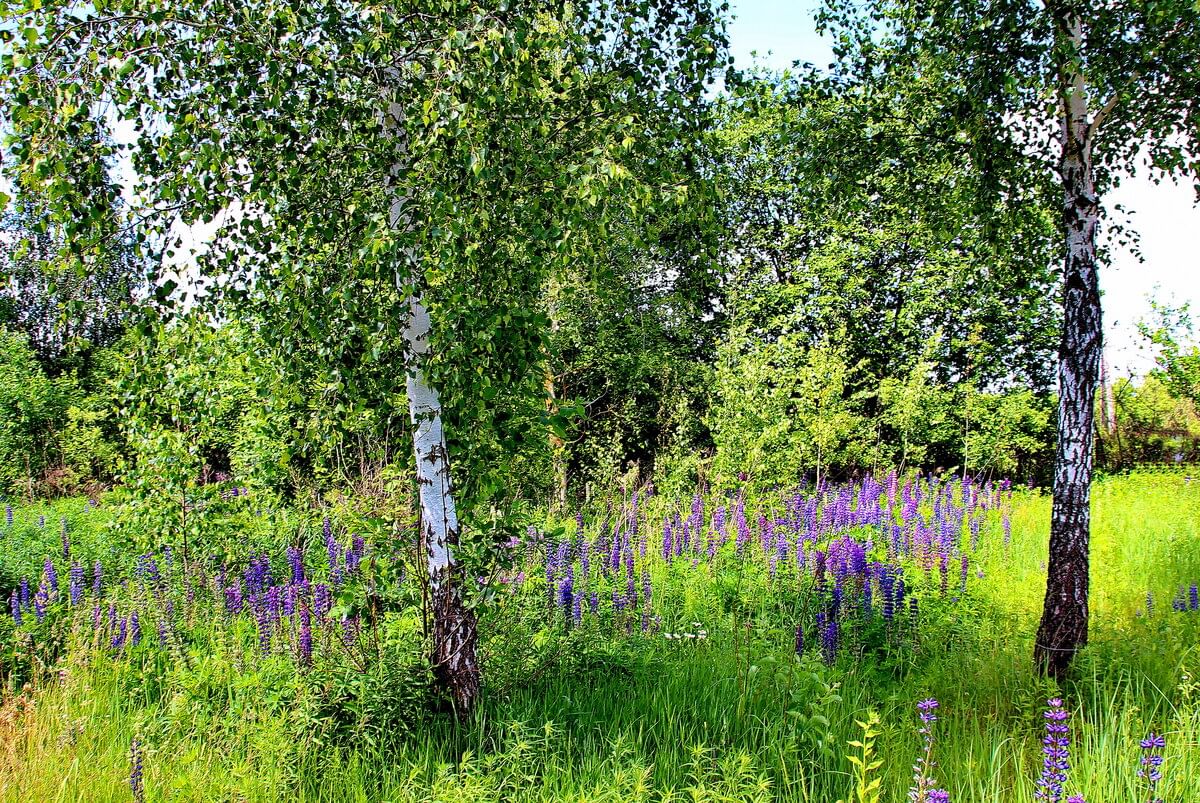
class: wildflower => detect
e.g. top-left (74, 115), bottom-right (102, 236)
top-left (130, 737), bottom-right (145, 803)
top-left (129, 612), bottom-right (142, 647)
top-left (1137, 732), bottom-right (1165, 803)
top-left (69, 562), bottom-right (84, 605)
top-left (288, 545), bottom-right (305, 585)
top-left (1190, 584), bottom-right (1198, 612)
top-left (93, 560), bottom-right (103, 597)
top-left (794, 623), bottom-right (804, 655)
top-left (1035, 698), bottom-right (1071, 803)
top-left (298, 601), bottom-right (313, 667)
top-left (908, 698), bottom-right (946, 802)
top-left (44, 558), bottom-right (59, 597)
top-left (112, 615), bottom-right (127, 650)
top-left (9, 592), bottom-right (20, 626)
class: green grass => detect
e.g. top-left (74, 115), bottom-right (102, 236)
top-left (2, 471), bottom-right (1199, 801)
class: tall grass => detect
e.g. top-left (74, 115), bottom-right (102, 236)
top-left (1, 471), bottom-right (1198, 801)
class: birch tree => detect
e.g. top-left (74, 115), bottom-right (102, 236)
top-left (817, 0), bottom-right (1200, 675)
top-left (1, 0), bottom-right (727, 711)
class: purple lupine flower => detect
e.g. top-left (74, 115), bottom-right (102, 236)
top-left (340, 616), bottom-right (359, 648)
top-left (298, 601), bottom-right (313, 667)
top-left (19, 577), bottom-right (30, 611)
top-left (794, 623), bottom-right (804, 655)
top-left (624, 551), bottom-right (637, 609)
top-left (9, 592), bottom-right (20, 626)
top-left (817, 612), bottom-right (838, 665)
top-left (1064, 797), bottom-right (1084, 803)
top-left (1137, 732), bottom-right (1165, 803)
top-left (129, 737), bottom-right (145, 803)
top-left (641, 567), bottom-right (652, 609)
top-left (69, 562), bottom-right (84, 605)
top-left (314, 584), bottom-right (332, 619)
top-left (254, 595), bottom-right (272, 654)
top-left (588, 592), bottom-right (599, 615)
top-left (288, 545), bottom-right (305, 585)
top-left (662, 519), bottom-right (673, 563)
top-left (1035, 698), bottom-right (1071, 803)
top-left (572, 590), bottom-right (582, 626)
top-left (129, 611), bottom-right (142, 647)
top-left (112, 615), bottom-right (128, 650)
top-left (938, 553), bottom-right (949, 594)
top-left (325, 519), bottom-right (343, 585)
top-left (44, 558), bottom-right (59, 597)
top-left (37, 514), bottom-right (44, 528)
top-left (1190, 584), bottom-right (1198, 611)
top-left (33, 583), bottom-right (48, 622)
top-left (558, 565), bottom-right (575, 616)
top-left (908, 698), bottom-right (946, 803)
top-left (93, 560), bottom-right (103, 597)
top-left (224, 581), bottom-right (244, 615)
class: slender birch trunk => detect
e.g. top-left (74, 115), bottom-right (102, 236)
top-left (1035, 15), bottom-right (1102, 678)
top-left (387, 100), bottom-right (480, 713)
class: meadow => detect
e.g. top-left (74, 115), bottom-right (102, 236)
top-left (0, 470), bottom-right (1197, 802)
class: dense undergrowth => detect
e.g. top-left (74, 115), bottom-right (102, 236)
top-left (0, 471), bottom-right (1198, 801)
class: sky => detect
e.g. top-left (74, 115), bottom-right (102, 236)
top-left (725, 0), bottom-right (1200, 377)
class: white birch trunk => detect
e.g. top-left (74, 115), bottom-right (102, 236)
top-left (1035, 14), bottom-right (1102, 678)
top-left (387, 100), bottom-right (479, 713)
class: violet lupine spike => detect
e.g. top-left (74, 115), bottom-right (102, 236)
top-left (112, 615), bottom-right (127, 650)
top-left (288, 545), bottom-right (305, 585)
top-left (91, 560), bottom-right (102, 597)
top-left (44, 558), bottom-right (59, 597)
top-left (313, 584), bottom-right (332, 619)
top-left (1137, 732), bottom-right (1165, 803)
top-left (9, 592), bottom-right (20, 626)
top-left (298, 602), bottom-right (313, 667)
top-left (69, 562), bottom-right (84, 605)
top-left (1034, 698), bottom-right (1071, 803)
top-left (129, 737), bottom-right (145, 803)
top-left (129, 611), bottom-right (142, 647)
top-left (254, 595), bottom-right (272, 655)
top-left (908, 698), bottom-right (946, 803)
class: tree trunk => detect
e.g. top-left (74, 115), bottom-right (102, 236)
top-left (1035, 20), bottom-right (1102, 678)
top-left (387, 99), bottom-right (479, 714)
top-left (403, 296), bottom-right (480, 714)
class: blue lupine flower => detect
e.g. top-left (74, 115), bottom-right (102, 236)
top-left (1137, 732), bottom-right (1165, 803)
top-left (69, 562), bottom-right (84, 605)
top-left (93, 561), bottom-right (103, 597)
top-left (130, 738), bottom-right (145, 803)
top-left (298, 602), bottom-right (313, 667)
top-left (908, 698), bottom-right (947, 803)
top-left (1035, 698), bottom-right (1071, 802)
top-left (129, 612), bottom-right (142, 647)
top-left (44, 558), bottom-right (59, 597)
top-left (288, 545), bottom-right (305, 585)
top-left (9, 592), bottom-right (20, 626)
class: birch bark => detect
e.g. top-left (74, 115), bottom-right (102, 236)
top-left (1035, 14), bottom-right (1101, 678)
top-left (387, 100), bottom-right (480, 712)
